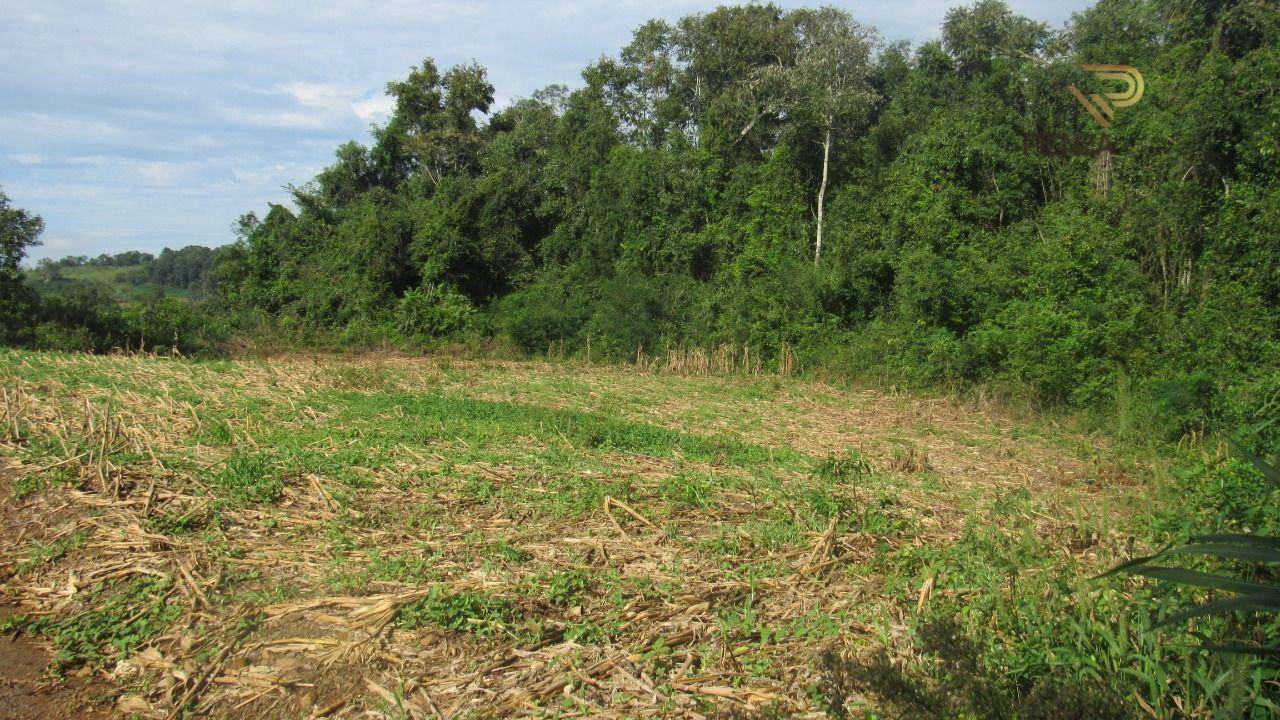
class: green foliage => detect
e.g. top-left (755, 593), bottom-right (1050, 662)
top-left (191, 0), bottom-right (1280, 450)
top-left (12, 534), bottom-right (84, 575)
top-left (493, 273), bottom-right (591, 354)
top-left (1, 575), bottom-right (180, 670)
top-left (535, 568), bottom-right (594, 606)
top-left (482, 540), bottom-right (531, 564)
top-left (396, 283), bottom-right (480, 343)
top-left (814, 450), bottom-right (873, 484)
top-left (0, 187), bottom-right (44, 346)
top-left (397, 587), bottom-right (522, 637)
top-left (5, 2), bottom-right (1279, 450)
top-left (319, 390), bottom-right (793, 470)
top-left (212, 449), bottom-right (284, 504)
top-left (1108, 449), bottom-right (1280, 655)
top-left (818, 617), bottom-right (1129, 719)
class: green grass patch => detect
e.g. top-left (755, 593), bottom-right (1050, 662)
top-left (309, 391), bottom-right (805, 469)
top-left (1, 575), bottom-right (180, 671)
top-left (397, 587), bottom-right (524, 638)
top-left (211, 449), bottom-right (283, 504)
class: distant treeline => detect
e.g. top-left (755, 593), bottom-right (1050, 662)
top-left (4, 0), bottom-right (1279, 447)
top-left (35, 246), bottom-right (222, 292)
top-left (2, 204), bottom-right (226, 353)
top-left (40, 250), bottom-right (155, 268)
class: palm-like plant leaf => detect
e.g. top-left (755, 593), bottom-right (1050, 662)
top-left (1160, 542), bottom-right (1280, 564)
top-left (1227, 441), bottom-right (1280, 488)
top-left (1132, 567), bottom-right (1274, 595)
top-left (1188, 533), bottom-right (1280, 550)
top-left (1201, 642), bottom-right (1280, 657)
top-left (1095, 551), bottom-right (1165, 579)
top-left (1156, 591), bottom-right (1280, 628)
top-left (1104, 445), bottom-right (1280, 655)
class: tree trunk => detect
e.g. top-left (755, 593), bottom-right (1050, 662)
top-left (815, 127), bottom-right (831, 263)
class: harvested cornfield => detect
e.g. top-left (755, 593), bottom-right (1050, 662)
top-left (0, 350), bottom-right (1144, 719)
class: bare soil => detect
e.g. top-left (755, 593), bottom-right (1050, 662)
top-left (0, 462), bottom-right (114, 720)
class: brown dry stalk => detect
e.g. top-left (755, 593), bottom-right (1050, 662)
top-left (0, 351), bottom-right (1135, 720)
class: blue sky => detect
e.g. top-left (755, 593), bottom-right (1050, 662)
top-left (1, 1), bottom-right (1093, 262)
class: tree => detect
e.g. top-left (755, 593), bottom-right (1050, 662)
top-left (200, 0), bottom-right (1280, 463)
top-left (0, 188), bottom-right (44, 343)
top-left (673, 4), bottom-right (799, 160)
top-left (383, 59), bottom-right (495, 189)
top-left (1, 189), bottom-right (43, 275)
top-left (773, 8), bottom-right (878, 262)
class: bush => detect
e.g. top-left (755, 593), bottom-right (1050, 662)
top-left (396, 284), bottom-right (481, 344)
top-left (31, 321), bottom-right (95, 352)
top-left (1223, 371), bottom-right (1280, 454)
top-left (579, 275), bottom-right (661, 360)
top-left (493, 274), bottom-right (591, 354)
top-left (1148, 370), bottom-right (1219, 440)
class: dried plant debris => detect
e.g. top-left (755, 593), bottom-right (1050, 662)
top-left (0, 350), bottom-right (1137, 718)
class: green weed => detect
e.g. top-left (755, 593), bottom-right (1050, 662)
top-left (482, 540), bottom-right (532, 564)
top-left (212, 450), bottom-right (282, 504)
top-left (13, 533), bottom-right (85, 575)
top-left (2, 575), bottom-right (180, 670)
top-left (397, 588), bottom-right (524, 638)
top-left (535, 568), bottom-right (593, 606)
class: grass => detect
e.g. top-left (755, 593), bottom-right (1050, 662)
top-left (0, 349), bottom-right (1273, 717)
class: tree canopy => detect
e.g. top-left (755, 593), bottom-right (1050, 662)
top-left (9, 0), bottom-right (1280, 446)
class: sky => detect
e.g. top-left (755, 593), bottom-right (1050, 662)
top-left (1, 1), bottom-right (1094, 262)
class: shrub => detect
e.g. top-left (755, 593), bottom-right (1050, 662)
top-left (395, 284), bottom-right (481, 344)
top-left (1, 576), bottom-right (181, 671)
top-left (397, 588), bottom-right (522, 637)
top-left (493, 275), bottom-right (590, 354)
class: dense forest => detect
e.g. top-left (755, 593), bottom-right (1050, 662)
top-left (4, 0), bottom-right (1279, 446)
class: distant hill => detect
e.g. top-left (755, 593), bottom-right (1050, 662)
top-left (26, 246), bottom-right (221, 303)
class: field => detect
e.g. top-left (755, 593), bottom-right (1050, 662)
top-left (0, 351), bottom-right (1153, 718)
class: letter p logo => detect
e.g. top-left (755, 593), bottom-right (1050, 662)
top-left (1069, 64), bottom-right (1144, 128)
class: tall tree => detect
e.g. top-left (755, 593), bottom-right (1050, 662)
top-left (0, 189), bottom-right (44, 342)
top-left (384, 60), bottom-right (495, 189)
top-left (775, 8), bottom-right (878, 262)
top-left (0, 189), bottom-right (42, 275)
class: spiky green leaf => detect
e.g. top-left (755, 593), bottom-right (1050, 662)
top-left (1095, 552), bottom-right (1163, 580)
top-left (1188, 534), bottom-right (1280, 551)
top-left (1229, 441), bottom-right (1280, 488)
top-left (1162, 542), bottom-right (1280, 564)
top-left (1201, 642), bottom-right (1280, 657)
top-left (1133, 567), bottom-right (1275, 595)
top-left (1157, 591), bottom-right (1280, 628)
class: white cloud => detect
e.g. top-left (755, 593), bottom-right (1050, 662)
top-left (134, 160), bottom-right (189, 186)
top-left (5, 153), bottom-right (42, 165)
top-left (217, 105), bottom-right (330, 130)
top-left (279, 81), bottom-right (357, 112)
top-left (352, 94), bottom-right (394, 123)
top-left (49, 156), bottom-right (200, 188)
top-left (279, 82), bottom-right (395, 124)
top-left (0, 113), bottom-right (123, 142)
